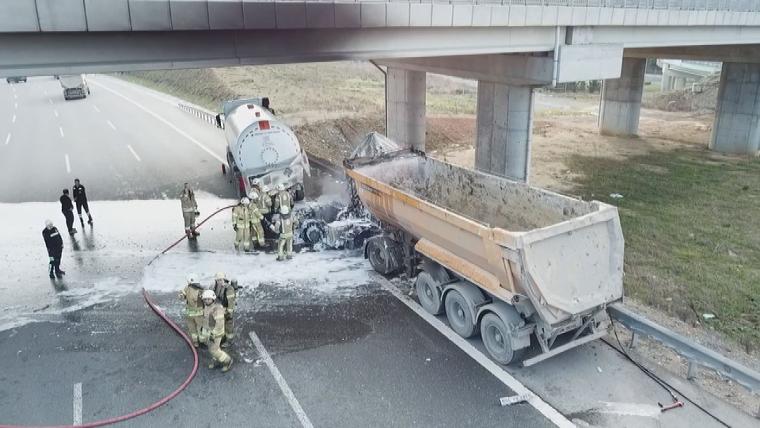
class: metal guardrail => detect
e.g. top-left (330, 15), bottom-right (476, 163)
top-left (178, 103), bottom-right (218, 127)
top-left (275, 0), bottom-right (760, 13)
top-left (608, 303), bottom-right (760, 395)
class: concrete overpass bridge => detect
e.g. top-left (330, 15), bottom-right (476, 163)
top-left (2, 0), bottom-right (760, 181)
top-left (658, 59), bottom-right (721, 91)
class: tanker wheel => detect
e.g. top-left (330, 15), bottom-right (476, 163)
top-left (480, 313), bottom-right (524, 365)
top-left (367, 238), bottom-right (392, 275)
top-left (415, 272), bottom-right (443, 315)
top-left (445, 290), bottom-right (477, 338)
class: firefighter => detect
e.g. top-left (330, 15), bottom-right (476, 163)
top-left (247, 191), bottom-right (265, 250)
top-left (72, 178), bottom-right (93, 226)
top-left (232, 197), bottom-right (250, 252)
top-left (200, 290), bottom-right (233, 372)
top-left (180, 183), bottom-right (199, 239)
top-left (258, 184), bottom-right (273, 217)
top-left (270, 206), bottom-right (297, 261)
top-left (179, 274), bottom-right (204, 348)
top-left (273, 183), bottom-right (293, 214)
top-left (59, 189), bottom-right (77, 235)
top-left (42, 220), bottom-right (65, 279)
top-left (212, 272), bottom-right (238, 348)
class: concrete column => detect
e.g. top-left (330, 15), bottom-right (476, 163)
top-left (386, 67), bottom-right (426, 151)
top-left (599, 57), bottom-right (646, 137)
top-left (474, 81), bottom-right (534, 182)
top-left (673, 77), bottom-right (686, 90)
top-left (710, 62), bottom-right (760, 155)
top-left (660, 66), bottom-right (673, 92)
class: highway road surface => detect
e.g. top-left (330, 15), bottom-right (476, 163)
top-left (0, 76), bottom-right (754, 428)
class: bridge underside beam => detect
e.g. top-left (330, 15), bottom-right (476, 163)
top-left (625, 44), bottom-right (760, 64)
top-left (0, 27), bottom-right (557, 78)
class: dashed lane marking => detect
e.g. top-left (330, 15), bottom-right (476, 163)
top-left (65, 154), bottom-right (71, 173)
top-left (107, 120), bottom-right (116, 130)
top-left (11, 114), bottom-right (16, 123)
top-left (54, 109), bottom-right (59, 118)
top-left (4, 133), bottom-right (10, 145)
top-left (73, 382), bottom-right (82, 425)
top-left (248, 331), bottom-right (314, 428)
top-left (93, 105), bottom-right (100, 113)
top-left (90, 80), bottom-right (226, 164)
top-left (126, 145), bottom-right (141, 162)
top-left (374, 274), bottom-right (575, 428)
top-left (59, 126), bottom-right (64, 138)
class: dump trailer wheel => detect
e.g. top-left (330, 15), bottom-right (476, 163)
top-left (480, 313), bottom-right (524, 365)
top-left (415, 272), bottom-right (443, 315)
top-left (445, 290), bottom-right (477, 338)
top-left (367, 237), bottom-right (393, 275)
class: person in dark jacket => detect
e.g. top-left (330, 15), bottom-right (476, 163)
top-left (42, 220), bottom-right (65, 279)
top-left (59, 189), bottom-right (76, 235)
top-left (72, 178), bottom-right (93, 226)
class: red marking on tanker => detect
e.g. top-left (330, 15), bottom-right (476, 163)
top-left (260, 121), bottom-right (270, 130)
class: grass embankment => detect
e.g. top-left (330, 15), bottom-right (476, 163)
top-left (568, 149), bottom-right (760, 350)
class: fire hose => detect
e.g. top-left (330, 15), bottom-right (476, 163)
top-left (1, 205), bottom-right (236, 428)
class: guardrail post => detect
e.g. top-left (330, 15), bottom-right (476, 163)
top-left (687, 360), bottom-right (698, 380)
top-left (628, 331), bottom-right (638, 349)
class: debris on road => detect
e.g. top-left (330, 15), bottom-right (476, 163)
top-left (499, 394), bottom-right (531, 406)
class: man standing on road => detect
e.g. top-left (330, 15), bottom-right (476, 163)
top-left (270, 206), bottom-right (297, 261)
top-left (180, 183), bottom-right (199, 239)
top-left (232, 197), bottom-right (250, 252)
top-left (179, 273), bottom-right (205, 348)
top-left (273, 183), bottom-right (293, 215)
top-left (212, 272), bottom-right (238, 348)
top-left (247, 190), bottom-right (265, 251)
top-left (200, 290), bottom-right (233, 372)
top-left (72, 178), bottom-right (93, 226)
top-left (42, 220), bottom-right (65, 279)
top-left (59, 189), bottom-right (77, 235)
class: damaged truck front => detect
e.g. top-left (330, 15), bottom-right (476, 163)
top-left (345, 137), bottom-right (624, 366)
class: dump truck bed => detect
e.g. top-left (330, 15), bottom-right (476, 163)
top-left (346, 151), bottom-right (624, 327)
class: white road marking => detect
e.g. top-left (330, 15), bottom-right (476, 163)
top-left (90, 80), bottom-right (226, 164)
top-left (73, 382), bottom-right (82, 425)
top-left (11, 114), bottom-right (16, 123)
top-left (248, 331), bottom-right (314, 428)
top-left (126, 145), bottom-right (141, 162)
top-left (374, 274), bottom-right (575, 428)
top-left (14, 102), bottom-right (18, 109)
top-left (13, 94), bottom-right (17, 100)
top-left (93, 105), bottom-right (100, 113)
top-left (49, 98), bottom-right (53, 105)
top-left (106, 120), bottom-right (116, 130)
top-left (59, 126), bottom-right (65, 138)
top-left (65, 154), bottom-right (71, 173)
top-left (54, 109), bottom-right (59, 118)
top-left (4, 133), bottom-right (10, 145)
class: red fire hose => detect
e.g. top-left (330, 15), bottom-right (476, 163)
top-left (1, 205), bottom-right (236, 428)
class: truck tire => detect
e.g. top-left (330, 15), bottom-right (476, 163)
top-left (367, 237), bottom-right (394, 275)
top-left (445, 290), bottom-right (477, 338)
top-left (415, 272), bottom-right (443, 315)
top-left (480, 313), bottom-right (525, 365)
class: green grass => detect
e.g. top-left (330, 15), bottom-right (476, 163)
top-left (567, 149), bottom-right (760, 350)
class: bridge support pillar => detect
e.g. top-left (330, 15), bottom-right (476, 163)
top-left (599, 57), bottom-right (646, 137)
top-left (386, 67), bottom-right (426, 151)
top-left (710, 62), bottom-right (760, 155)
top-left (661, 65), bottom-right (674, 92)
top-left (474, 81), bottom-right (534, 183)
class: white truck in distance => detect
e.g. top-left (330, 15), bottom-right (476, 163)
top-left (60, 75), bottom-right (89, 100)
top-left (218, 98), bottom-right (310, 199)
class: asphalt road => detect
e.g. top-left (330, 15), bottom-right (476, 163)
top-left (0, 76), bottom-right (754, 428)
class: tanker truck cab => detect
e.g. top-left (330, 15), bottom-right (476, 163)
top-left (218, 98), bottom-right (310, 199)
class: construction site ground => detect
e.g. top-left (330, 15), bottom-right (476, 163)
top-left (122, 65), bottom-right (760, 417)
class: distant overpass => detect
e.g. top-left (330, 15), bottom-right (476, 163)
top-left (2, 0), bottom-right (759, 178)
top-left (657, 59), bottom-right (721, 91)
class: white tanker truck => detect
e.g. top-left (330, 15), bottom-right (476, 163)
top-left (217, 98), bottom-right (310, 199)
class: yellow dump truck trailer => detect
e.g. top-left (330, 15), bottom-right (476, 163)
top-left (345, 146), bottom-right (624, 366)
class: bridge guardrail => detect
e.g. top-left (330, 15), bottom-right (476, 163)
top-left (269, 0), bottom-right (760, 12)
top-left (178, 103), bottom-right (218, 127)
